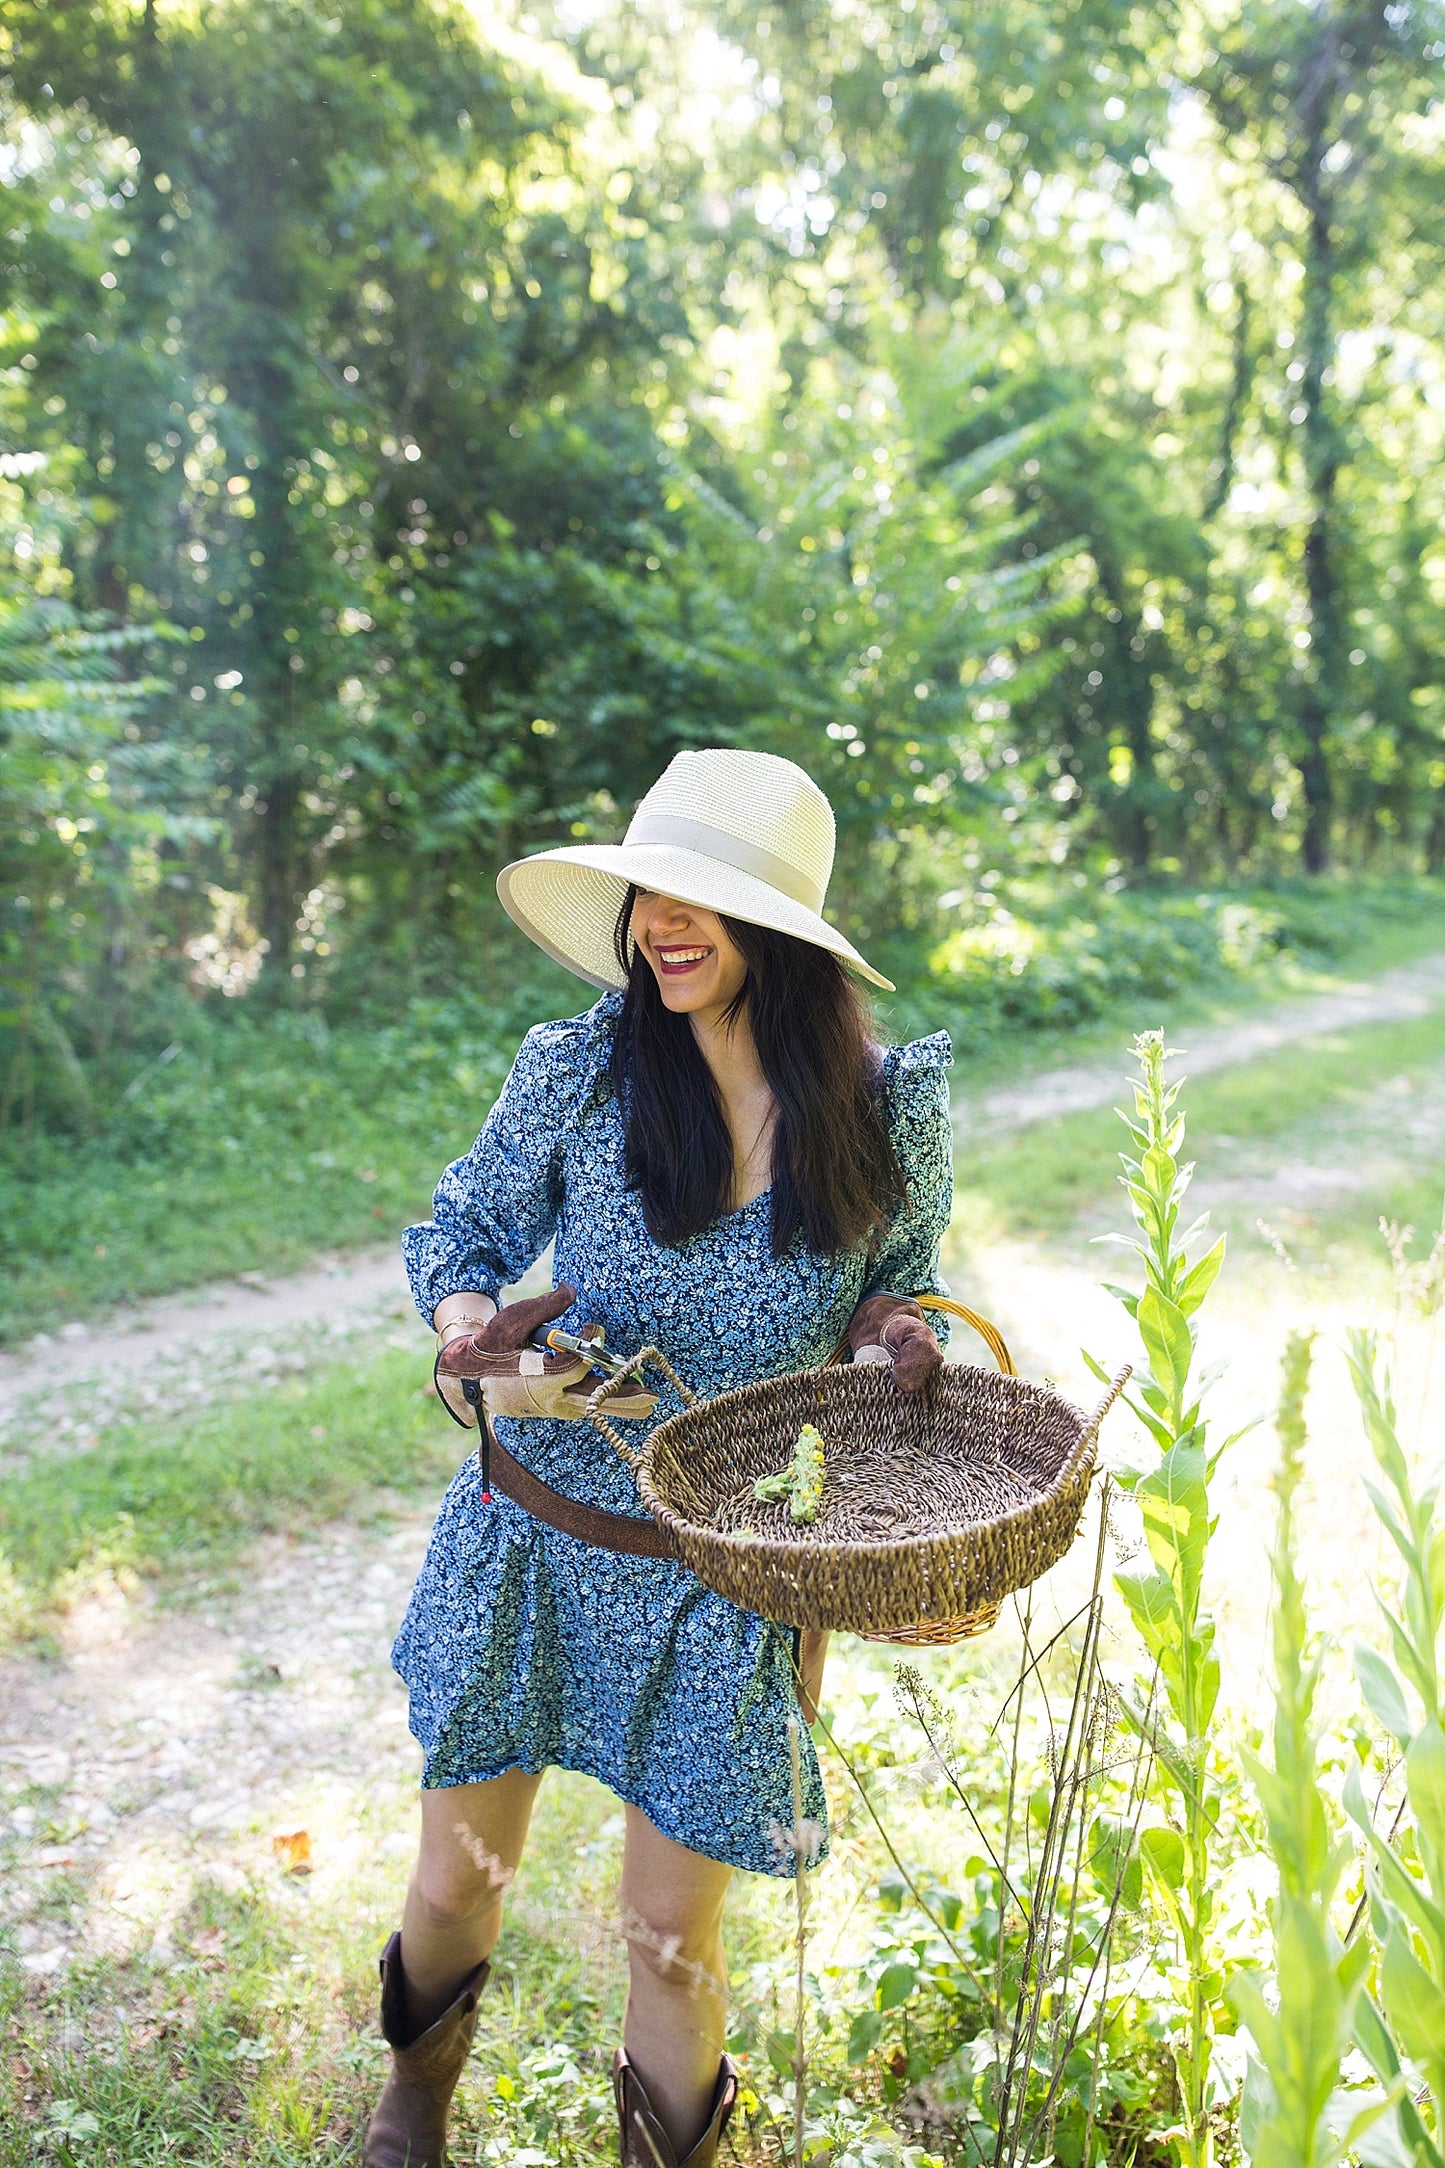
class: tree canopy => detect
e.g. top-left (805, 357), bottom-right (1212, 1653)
top-left (1, 0), bottom-right (1442, 1098)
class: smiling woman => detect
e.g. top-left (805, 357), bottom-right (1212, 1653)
top-left (613, 884), bottom-right (908, 1253)
top-left (371, 748), bottom-right (956, 2168)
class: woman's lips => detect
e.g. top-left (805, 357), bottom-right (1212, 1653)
top-left (656, 945), bottom-right (712, 977)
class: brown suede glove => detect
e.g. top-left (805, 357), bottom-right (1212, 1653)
top-left (435, 1285), bottom-right (656, 1427)
top-left (847, 1293), bottom-right (943, 1393)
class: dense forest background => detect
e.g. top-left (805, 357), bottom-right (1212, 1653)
top-left (2, 0), bottom-right (1443, 1131)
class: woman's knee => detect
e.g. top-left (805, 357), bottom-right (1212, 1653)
top-left (409, 1831), bottom-right (514, 1933)
top-left (620, 1891), bottom-right (726, 1997)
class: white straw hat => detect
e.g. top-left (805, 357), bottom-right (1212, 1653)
top-left (497, 747), bottom-right (893, 993)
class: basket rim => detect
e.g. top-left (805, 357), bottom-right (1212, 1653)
top-left (635, 1360), bottom-right (1100, 1569)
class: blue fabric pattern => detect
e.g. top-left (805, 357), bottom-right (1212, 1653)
top-left (394, 993), bottom-right (953, 1876)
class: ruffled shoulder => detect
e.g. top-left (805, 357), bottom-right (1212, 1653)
top-left (508, 993), bottom-right (621, 1116)
top-left (882, 1029), bottom-right (953, 1082)
top-left (878, 1029), bottom-right (953, 1164)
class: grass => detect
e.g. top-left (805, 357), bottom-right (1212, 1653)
top-left (5, 879), bottom-right (1445, 1348)
top-left (0, 1765), bottom-right (679, 2165)
top-left (0, 961), bottom-right (575, 1347)
top-left (939, 880), bottom-right (1445, 1095)
top-left (954, 1001), bottom-right (1445, 1268)
top-left (0, 1347), bottom-right (462, 1619)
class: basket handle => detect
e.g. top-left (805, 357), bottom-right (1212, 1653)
top-left (914, 1294), bottom-right (1016, 1377)
top-left (585, 1347), bottom-right (696, 1469)
top-left (1082, 1363), bottom-right (1132, 1445)
top-left (827, 1292), bottom-right (1017, 1376)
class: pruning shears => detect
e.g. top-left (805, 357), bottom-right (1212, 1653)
top-left (537, 1325), bottom-right (635, 1381)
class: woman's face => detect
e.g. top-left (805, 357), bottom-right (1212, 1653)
top-left (629, 890), bottom-right (749, 1023)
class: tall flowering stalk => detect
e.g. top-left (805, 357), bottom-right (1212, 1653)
top-left (1343, 1333), bottom-right (1445, 2164)
top-left (1090, 1030), bottom-right (1240, 2167)
top-left (1229, 1334), bottom-right (1391, 2168)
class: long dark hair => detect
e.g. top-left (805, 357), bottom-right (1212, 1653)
top-left (609, 887), bottom-right (906, 1258)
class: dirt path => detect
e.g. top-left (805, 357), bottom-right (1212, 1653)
top-left (956, 947), bottom-right (1445, 1134)
top-left (5, 948), bottom-right (1444, 2005)
top-left (4, 950), bottom-right (1441, 1436)
top-left (1, 1508), bottom-right (431, 1981)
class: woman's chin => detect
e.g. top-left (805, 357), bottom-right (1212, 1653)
top-left (657, 978), bottom-right (714, 1013)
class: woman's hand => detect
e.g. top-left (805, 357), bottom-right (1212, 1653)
top-left (846, 1293), bottom-right (942, 1393)
top-left (434, 1285), bottom-right (656, 1426)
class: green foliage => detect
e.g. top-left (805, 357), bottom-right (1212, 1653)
top-left (805, 1514), bottom-right (1166, 2167)
top-left (0, 959), bottom-right (571, 1342)
top-left (0, 0), bottom-right (1441, 1106)
top-left (1343, 1332), bottom-right (1445, 2161)
top-left (1229, 1333), bottom-right (1390, 2168)
top-left (0, 586), bottom-right (176, 1131)
top-left (1092, 1031), bottom-right (1241, 2166)
top-left (0, 1343), bottom-right (463, 1616)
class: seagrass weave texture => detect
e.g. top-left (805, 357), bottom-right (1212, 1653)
top-left (589, 1355), bottom-right (1127, 1637)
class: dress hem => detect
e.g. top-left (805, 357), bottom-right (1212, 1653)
top-left (416, 1743), bottom-right (826, 1881)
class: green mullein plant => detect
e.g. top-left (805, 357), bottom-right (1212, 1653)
top-left (1087, 1030), bottom-right (1244, 2168)
top-left (1229, 1333), bottom-right (1394, 2168)
top-left (1343, 1330), bottom-right (1445, 2164)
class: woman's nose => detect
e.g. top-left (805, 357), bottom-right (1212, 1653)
top-left (648, 903), bottom-right (693, 938)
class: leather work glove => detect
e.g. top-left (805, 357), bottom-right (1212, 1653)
top-left (847, 1293), bottom-right (943, 1393)
top-left (434, 1285), bottom-right (656, 1427)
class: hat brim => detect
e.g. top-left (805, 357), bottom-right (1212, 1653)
top-left (496, 843), bottom-right (895, 993)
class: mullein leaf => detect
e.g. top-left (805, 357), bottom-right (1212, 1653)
top-left (1354, 1645), bottom-right (1415, 1750)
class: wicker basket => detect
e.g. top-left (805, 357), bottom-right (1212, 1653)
top-left (586, 1300), bottom-right (1129, 1644)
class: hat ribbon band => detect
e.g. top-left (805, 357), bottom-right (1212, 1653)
top-left (624, 814), bottom-right (826, 913)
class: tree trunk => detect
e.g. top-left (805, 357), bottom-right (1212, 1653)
top-left (1096, 573), bottom-right (1160, 871)
top-left (1203, 282), bottom-right (1252, 523)
top-left (1294, 37), bottom-right (1346, 875)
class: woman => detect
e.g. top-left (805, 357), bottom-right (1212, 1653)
top-left (366, 747), bottom-right (954, 2168)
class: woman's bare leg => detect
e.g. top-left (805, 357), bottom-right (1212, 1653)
top-left (618, 1804), bottom-right (734, 2156)
top-left (398, 1768), bottom-right (543, 2034)
top-left (796, 1629), bottom-right (830, 1725)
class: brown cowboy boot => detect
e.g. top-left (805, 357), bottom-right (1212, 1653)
top-left (613, 2047), bottom-right (739, 2168)
top-left (363, 1933), bottom-right (489, 2168)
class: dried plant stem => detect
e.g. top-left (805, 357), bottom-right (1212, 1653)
top-left (807, 1698), bottom-right (986, 1993)
top-left (787, 1713), bottom-right (808, 2168)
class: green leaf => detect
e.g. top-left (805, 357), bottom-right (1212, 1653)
top-left (1355, 1645), bottom-right (1416, 1749)
top-left (1236, 2046), bottom-right (1276, 2155)
top-left (1115, 1565), bottom-right (1179, 1659)
top-left (876, 1961), bottom-right (918, 2012)
top-left (846, 2008), bottom-right (884, 2065)
top-left (1406, 1720), bottom-right (1445, 1861)
top-left (765, 2029), bottom-right (796, 2078)
top-left (1087, 1812), bottom-right (1143, 1909)
top-left (1380, 1925), bottom-right (1445, 2085)
top-left (1137, 1285), bottom-right (1193, 1407)
top-left (1140, 1823), bottom-right (1186, 1890)
top-left (1174, 1235), bottom-right (1226, 1318)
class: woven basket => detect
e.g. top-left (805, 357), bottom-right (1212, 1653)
top-left (586, 1300), bottom-right (1129, 1643)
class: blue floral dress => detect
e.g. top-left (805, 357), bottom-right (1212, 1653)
top-left (395, 993), bottom-right (953, 1877)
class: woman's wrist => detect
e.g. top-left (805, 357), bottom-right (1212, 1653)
top-left (433, 1293), bottom-right (498, 1344)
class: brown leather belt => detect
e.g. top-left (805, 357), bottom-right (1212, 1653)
top-left (479, 1420), bottom-right (681, 1561)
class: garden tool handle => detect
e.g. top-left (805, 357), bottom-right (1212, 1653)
top-left (584, 1346), bottom-right (696, 1467)
top-left (827, 1293), bottom-right (1017, 1375)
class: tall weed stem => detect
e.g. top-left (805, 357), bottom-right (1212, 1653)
top-left (1229, 1334), bottom-right (1386, 2168)
top-left (1091, 1029), bottom-right (1242, 2167)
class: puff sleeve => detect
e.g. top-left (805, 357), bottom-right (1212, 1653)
top-left (402, 999), bottom-right (617, 1323)
top-left (862, 1031), bottom-right (954, 1318)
